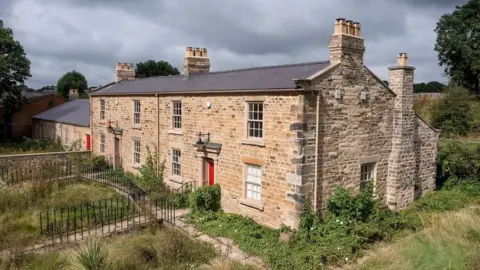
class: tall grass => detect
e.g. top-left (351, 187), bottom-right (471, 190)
top-left (354, 206), bottom-right (480, 270)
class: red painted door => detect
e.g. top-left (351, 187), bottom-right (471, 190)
top-left (208, 159), bottom-right (214, 186)
top-left (86, 134), bottom-right (91, 150)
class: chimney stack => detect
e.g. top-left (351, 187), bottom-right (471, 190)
top-left (386, 53), bottom-right (416, 210)
top-left (114, 62), bottom-right (136, 83)
top-left (329, 18), bottom-right (365, 64)
top-left (183, 47), bottom-right (210, 75)
top-left (69, 88), bottom-right (79, 100)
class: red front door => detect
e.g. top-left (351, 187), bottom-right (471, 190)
top-left (86, 134), bottom-right (91, 150)
top-left (207, 159), bottom-right (214, 186)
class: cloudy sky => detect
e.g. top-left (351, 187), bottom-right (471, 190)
top-left (0, 0), bottom-right (467, 89)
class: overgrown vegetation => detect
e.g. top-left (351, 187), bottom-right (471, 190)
top-left (0, 137), bottom-right (64, 155)
top-left (189, 167), bottom-right (480, 269)
top-left (189, 184), bottom-right (222, 213)
top-left (0, 180), bottom-right (123, 251)
top-left (430, 87), bottom-right (473, 136)
top-left (1, 228), bottom-right (220, 270)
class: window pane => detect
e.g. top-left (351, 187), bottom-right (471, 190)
top-left (247, 102), bottom-right (264, 139)
top-left (245, 164), bottom-right (262, 200)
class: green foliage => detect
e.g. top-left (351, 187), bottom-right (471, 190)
top-left (0, 20), bottom-right (31, 114)
top-left (189, 184), bottom-right (221, 213)
top-left (71, 240), bottom-right (111, 270)
top-left (435, 0), bottom-right (480, 92)
top-left (414, 81), bottom-right (446, 93)
top-left (137, 146), bottom-right (165, 193)
top-left (135, 60), bottom-right (180, 78)
top-left (90, 155), bottom-right (109, 170)
top-left (437, 141), bottom-right (480, 186)
top-left (56, 70), bottom-right (88, 98)
top-left (0, 137), bottom-right (64, 155)
top-left (430, 87), bottom-right (472, 135)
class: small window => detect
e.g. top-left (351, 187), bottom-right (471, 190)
top-left (172, 148), bottom-right (181, 176)
top-left (64, 128), bottom-right (69, 144)
top-left (247, 102), bottom-right (263, 139)
top-left (133, 100), bottom-right (141, 125)
top-left (245, 164), bottom-right (262, 201)
top-left (172, 101), bottom-right (182, 129)
top-left (360, 163), bottom-right (375, 189)
top-left (133, 140), bottom-right (141, 164)
top-left (100, 134), bottom-right (105, 153)
top-left (100, 100), bottom-right (105, 120)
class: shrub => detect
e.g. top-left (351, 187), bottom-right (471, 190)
top-left (431, 87), bottom-right (472, 136)
top-left (90, 156), bottom-right (109, 170)
top-left (70, 239), bottom-right (111, 270)
top-left (189, 184), bottom-right (221, 213)
top-left (437, 141), bottom-right (480, 186)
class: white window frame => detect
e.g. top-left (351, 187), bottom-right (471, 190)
top-left (247, 102), bottom-right (264, 139)
top-left (100, 99), bottom-right (105, 120)
top-left (172, 101), bottom-right (182, 130)
top-left (245, 164), bottom-right (262, 201)
top-left (133, 139), bottom-right (141, 165)
top-left (360, 162), bottom-right (376, 189)
top-left (133, 100), bottom-right (141, 125)
top-left (100, 134), bottom-right (105, 153)
top-left (172, 148), bottom-right (181, 176)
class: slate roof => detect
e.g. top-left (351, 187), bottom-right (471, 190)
top-left (32, 99), bottom-right (90, 127)
top-left (90, 61), bottom-right (330, 96)
top-left (22, 90), bottom-right (57, 102)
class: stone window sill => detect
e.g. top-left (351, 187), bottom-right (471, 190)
top-left (241, 139), bottom-right (265, 147)
top-left (132, 125), bottom-right (142, 130)
top-left (240, 198), bottom-right (264, 211)
top-left (99, 121), bottom-right (105, 125)
top-left (168, 130), bottom-right (183, 135)
top-left (169, 175), bottom-right (182, 184)
top-left (132, 164), bottom-right (142, 170)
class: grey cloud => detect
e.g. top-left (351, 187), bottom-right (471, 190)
top-left (1, 0), bottom-right (462, 88)
top-left (398, 0), bottom-right (468, 7)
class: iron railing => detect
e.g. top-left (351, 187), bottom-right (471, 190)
top-left (38, 195), bottom-right (175, 247)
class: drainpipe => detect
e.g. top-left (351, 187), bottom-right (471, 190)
top-left (156, 93), bottom-right (160, 176)
top-left (313, 93), bottom-right (320, 212)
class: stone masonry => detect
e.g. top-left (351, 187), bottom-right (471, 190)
top-left (90, 18), bottom-right (439, 229)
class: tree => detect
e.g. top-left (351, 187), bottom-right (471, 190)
top-left (434, 0), bottom-right (480, 93)
top-left (0, 20), bottom-right (31, 115)
top-left (135, 60), bottom-right (180, 78)
top-left (414, 81), bottom-right (446, 93)
top-left (56, 70), bottom-right (88, 98)
top-left (431, 87), bottom-right (472, 136)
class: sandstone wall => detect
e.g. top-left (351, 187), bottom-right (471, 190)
top-left (91, 92), bottom-right (302, 228)
top-left (32, 120), bottom-right (91, 151)
top-left (414, 116), bottom-right (439, 196)
top-left (0, 151), bottom-right (90, 167)
top-left (308, 63), bottom-right (395, 210)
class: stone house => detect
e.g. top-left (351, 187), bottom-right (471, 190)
top-left (89, 18), bottom-right (440, 228)
top-left (32, 91), bottom-right (91, 151)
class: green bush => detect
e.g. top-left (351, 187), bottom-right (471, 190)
top-left (90, 156), bottom-right (109, 170)
top-left (189, 184), bottom-right (221, 213)
top-left (430, 87), bottom-right (472, 136)
top-left (437, 141), bottom-right (480, 186)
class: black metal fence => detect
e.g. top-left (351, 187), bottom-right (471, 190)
top-left (38, 195), bottom-right (176, 246)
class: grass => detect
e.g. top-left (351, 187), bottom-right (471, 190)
top-left (352, 206), bottom-right (480, 270)
top-left (0, 227), bottom-right (256, 270)
top-left (0, 180), bottom-right (124, 251)
top-left (188, 182), bottom-right (480, 269)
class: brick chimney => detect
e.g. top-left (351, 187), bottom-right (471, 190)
top-left (183, 47), bottom-right (210, 75)
top-left (69, 88), bottom-right (79, 100)
top-left (386, 53), bottom-right (416, 210)
top-left (329, 18), bottom-right (365, 65)
top-left (114, 62), bottom-right (136, 83)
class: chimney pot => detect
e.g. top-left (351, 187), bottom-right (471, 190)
top-left (353, 22), bottom-right (361, 37)
top-left (185, 47), bottom-right (194, 57)
top-left (193, 47), bottom-right (201, 57)
top-left (201, 48), bottom-right (208, 57)
top-left (346, 20), bottom-right (354, 35)
top-left (397, 53), bottom-right (408, 66)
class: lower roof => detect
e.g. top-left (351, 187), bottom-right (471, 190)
top-left (32, 99), bottom-right (90, 127)
top-left (90, 61), bottom-right (330, 96)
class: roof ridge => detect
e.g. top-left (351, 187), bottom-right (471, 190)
top-left (123, 60), bottom-right (330, 82)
